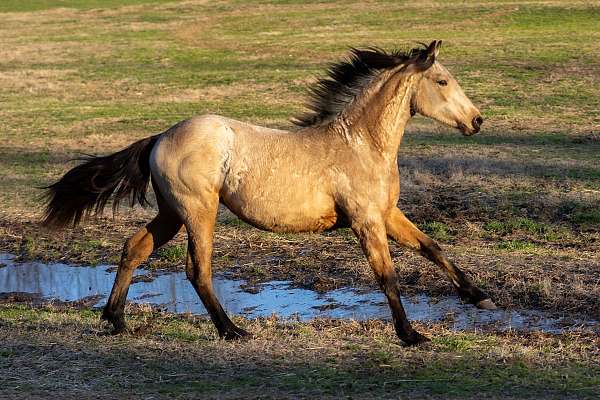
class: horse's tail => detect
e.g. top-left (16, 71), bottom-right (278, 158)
top-left (42, 134), bottom-right (161, 229)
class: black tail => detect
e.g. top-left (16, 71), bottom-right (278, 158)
top-left (42, 134), bottom-right (161, 229)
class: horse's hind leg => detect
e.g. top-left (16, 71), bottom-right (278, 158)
top-left (101, 197), bottom-right (182, 333)
top-left (183, 193), bottom-right (249, 340)
top-left (385, 207), bottom-right (496, 309)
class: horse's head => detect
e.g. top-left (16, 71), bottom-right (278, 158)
top-left (412, 41), bottom-right (483, 136)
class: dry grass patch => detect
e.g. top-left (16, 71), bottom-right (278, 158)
top-left (1, 304), bottom-right (598, 399)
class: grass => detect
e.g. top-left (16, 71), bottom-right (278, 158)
top-left (0, 1), bottom-right (599, 397)
top-left (484, 217), bottom-right (566, 241)
top-left (157, 244), bottom-right (186, 263)
top-left (1, 304), bottom-right (599, 399)
top-left (422, 221), bottom-right (453, 242)
top-left (0, 0), bottom-right (599, 315)
top-left (0, 0), bottom-right (179, 12)
top-left (496, 239), bottom-right (538, 252)
top-left (572, 209), bottom-right (600, 226)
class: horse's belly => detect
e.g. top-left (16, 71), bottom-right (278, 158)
top-left (220, 189), bottom-right (338, 233)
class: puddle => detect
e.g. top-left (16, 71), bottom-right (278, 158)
top-left (0, 254), bottom-right (597, 333)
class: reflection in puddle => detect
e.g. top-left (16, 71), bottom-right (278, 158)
top-left (0, 254), bottom-right (597, 333)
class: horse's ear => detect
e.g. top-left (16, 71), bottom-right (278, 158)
top-left (435, 40), bottom-right (442, 56)
top-left (408, 40), bottom-right (443, 73)
top-left (426, 40), bottom-right (442, 63)
top-left (412, 40), bottom-right (440, 71)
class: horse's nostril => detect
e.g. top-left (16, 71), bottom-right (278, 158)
top-left (473, 116), bottom-right (484, 128)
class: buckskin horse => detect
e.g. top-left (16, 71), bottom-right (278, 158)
top-left (43, 40), bottom-right (496, 345)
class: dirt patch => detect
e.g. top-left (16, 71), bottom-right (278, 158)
top-left (0, 69), bottom-right (77, 94)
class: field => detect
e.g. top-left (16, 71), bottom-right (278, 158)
top-left (0, 0), bottom-right (599, 398)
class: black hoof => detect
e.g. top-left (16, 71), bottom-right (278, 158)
top-left (459, 287), bottom-right (495, 309)
top-left (401, 331), bottom-right (431, 346)
top-left (101, 310), bottom-right (128, 334)
top-left (476, 298), bottom-right (497, 310)
top-left (110, 322), bottom-right (130, 335)
top-left (222, 326), bottom-right (252, 341)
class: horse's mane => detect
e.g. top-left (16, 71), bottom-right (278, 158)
top-left (292, 44), bottom-right (432, 128)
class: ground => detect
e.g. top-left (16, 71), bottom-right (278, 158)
top-left (1, 303), bottom-right (599, 399)
top-left (0, 0), bottom-right (599, 398)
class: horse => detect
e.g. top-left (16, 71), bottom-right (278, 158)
top-left (42, 40), bottom-right (496, 345)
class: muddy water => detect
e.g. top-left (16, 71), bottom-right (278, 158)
top-left (0, 254), bottom-right (597, 333)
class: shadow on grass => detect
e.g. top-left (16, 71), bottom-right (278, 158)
top-left (404, 130), bottom-right (600, 148)
top-left (2, 327), bottom-right (598, 399)
top-left (399, 153), bottom-right (600, 185)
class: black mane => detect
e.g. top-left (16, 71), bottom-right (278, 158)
top-left (292, 45), bottom-right (431, 128)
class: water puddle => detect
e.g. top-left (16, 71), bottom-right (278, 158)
top-left (0, 254), bottom-right (597, 333)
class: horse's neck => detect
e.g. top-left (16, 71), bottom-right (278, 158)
top-left (330, 72), bottom-right (415, 160)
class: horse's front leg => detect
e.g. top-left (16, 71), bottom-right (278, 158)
top-left (385, 207), bottom-right (496, 309)
top-left (352, 217), bottom-right (429, 345)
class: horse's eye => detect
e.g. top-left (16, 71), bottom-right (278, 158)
top-left (437, 79), bottom-right (448, 86)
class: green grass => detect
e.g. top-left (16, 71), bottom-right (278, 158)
top-left (0, 0), bottom-right (178, 12)
top-left (432, 332), bottom-right (499, 351)
top-left (484, 218), bottom-right (566, 241)
top-left (157, 244), bottom-right (186, 263)
top-left (496, 239), bottom-right (538, 252)
top-left (422, 221), bottom-right (453, 242)
top-left (1, 2), bottom-right (599, 141)
top-left (572, 209), bottom-right (600, 225)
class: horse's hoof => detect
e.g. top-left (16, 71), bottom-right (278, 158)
top-left (476, 298), bottom-right (497, 310)
top-left (108, 319), bottom-right (130, 335)
top-left (401, 331), bottom-right (431, 347)
top-left (110, 325), bottom-right (130, 335)
top-left (100, 309), bottom-right (111, 321)
top-left (101, 312), bottom-right (128, 334)
top-left (223, 326), bottom-right (252, 341)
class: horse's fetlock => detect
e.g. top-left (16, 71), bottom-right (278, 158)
top-left (101, 303), bottom-right (126, 324)
top-left (101, 308), bottom-right (128, 334)
top-left (221, 325), bottom-right (252, 341)
top-left (458, 285), bottom-right (489, 305)
top-left (399, 330), bottom-right (430, 346)
top-left (380, 276), bottom-right (400, 296)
